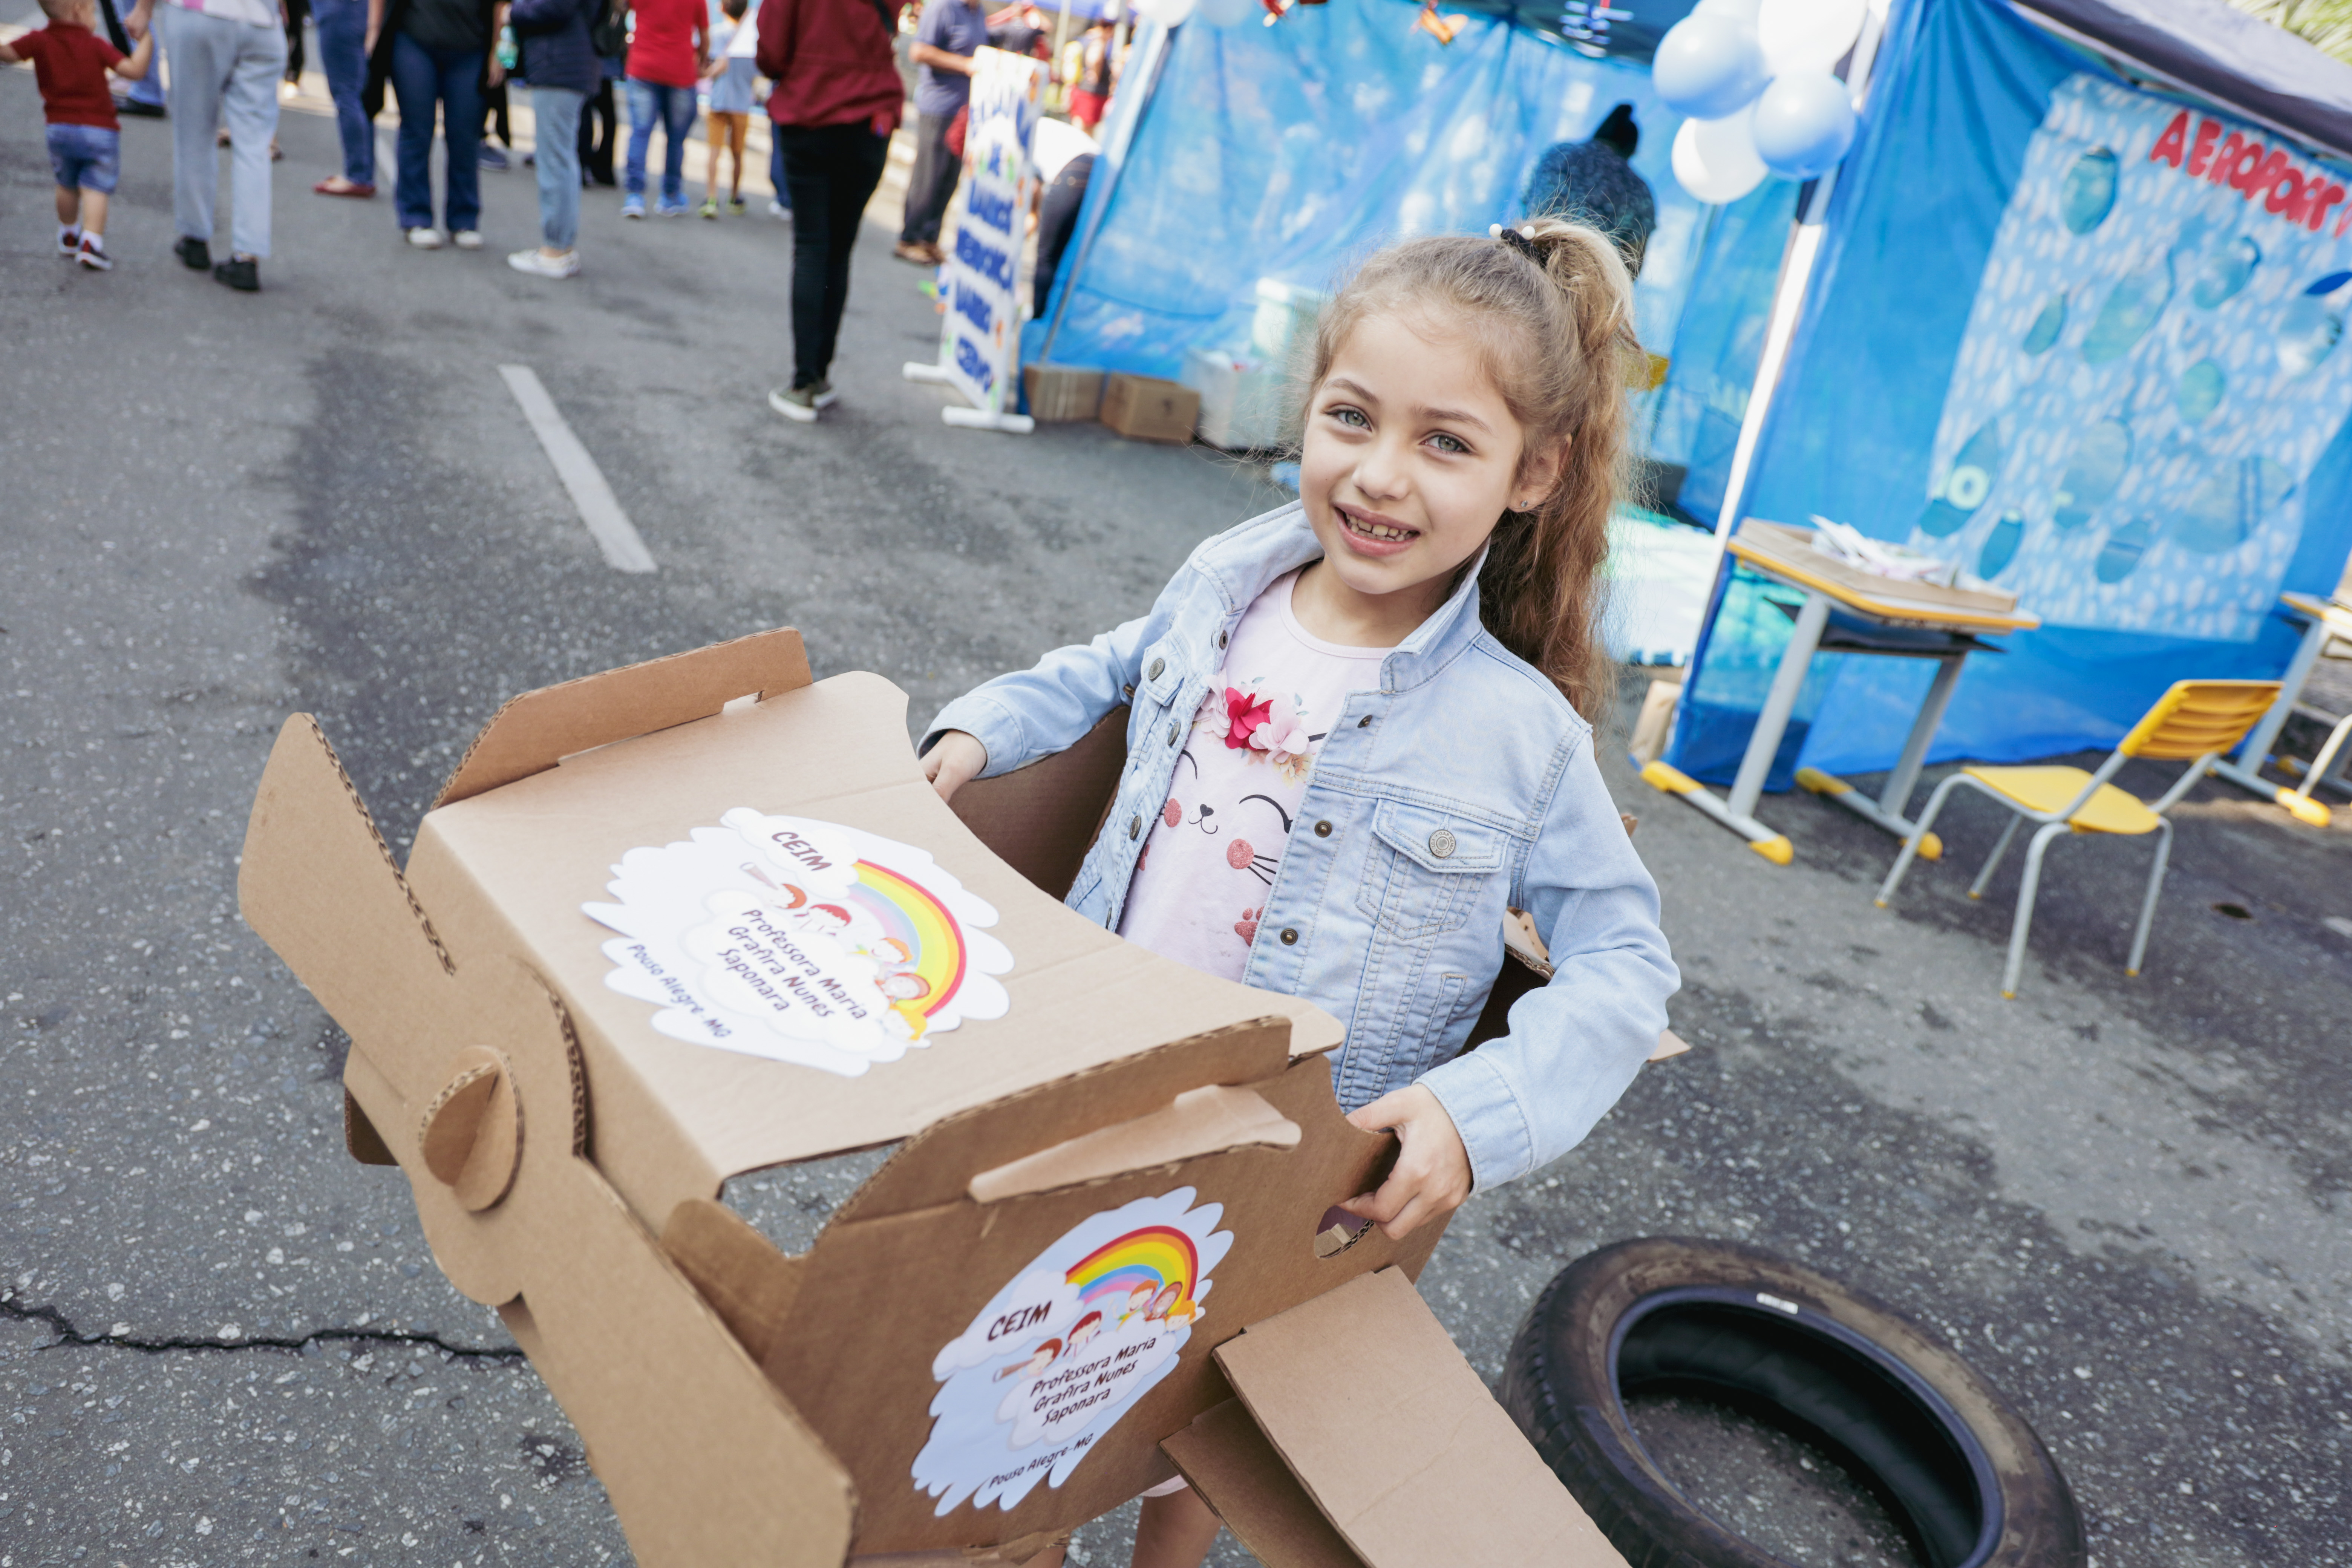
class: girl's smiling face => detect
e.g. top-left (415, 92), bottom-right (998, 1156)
top-left (1298, 309), bottom-right (1561, 630)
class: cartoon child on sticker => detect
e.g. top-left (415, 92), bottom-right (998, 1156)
top-left (994, 1338), bottom-right (1063, 1383)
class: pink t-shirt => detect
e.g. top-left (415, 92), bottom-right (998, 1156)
top-left (1117, 570), bottom-right (1391, 980)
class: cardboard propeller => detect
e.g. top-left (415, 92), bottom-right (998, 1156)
top-left (239, 630), bottom-right (1630, 1568)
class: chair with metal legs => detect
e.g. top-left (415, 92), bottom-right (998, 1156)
top-left (1874, 680), bottom-right (2282, 998)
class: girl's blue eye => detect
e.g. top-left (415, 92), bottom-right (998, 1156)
top-left (1329, 406), bottom-right (1369, 428)
top-left (1430, 433), bottom-right (1468, 454)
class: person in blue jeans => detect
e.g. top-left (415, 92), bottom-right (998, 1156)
top-left (617, 0), bottom-right (700, 216)
top-left (505, 0), bottom-right (593, 274)
top-left (311, 0), bottom-right (375, 195)
top-left (366, 0), bottom-right (506, 246)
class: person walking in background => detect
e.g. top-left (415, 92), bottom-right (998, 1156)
top-left (132, 0), bottom-right (285, 289)
top-left (0, 0), bottom-right (155, 271)
top-left (505, 0), bottom-right (593, 274)
top-left (893, 0), bottom-right (980, 265)
top-left (1521, 103), bottom-right (1654, 276)
top-left (311, 0), bottom-right (377, 195)
top-left (366, 0), bottom-right (507, 248)
top-left (698, 0), bottom-right (754, 216)
top-left (619, 0), bottom-right (703, 217)
top-left (1066, 16), bottom-right (1112, 132)
top-left (578, 28), bottom-right (619, 185)
top-left (755, 0), bottom-right (898, 420)
top-left (1029, 114), bottom-right (1092, 315)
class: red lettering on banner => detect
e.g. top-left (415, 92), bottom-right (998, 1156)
top-left (2266, 166), bottom-right (2306, 219)
top-left (2186, 118), bottom-right (2222, 176)
top-left (2206, 131), bottom-right (2245, 184)
top-left (2149, 110), bottom-right (2189, 168)
top-left (2314, 183), bottom-right (2350, 233)
top-left (2240, 149), bottom-right (2290, 202)
top-left (2226, 144), bottom-right (2274, 196)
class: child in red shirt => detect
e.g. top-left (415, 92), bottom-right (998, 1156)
top-left (0, 0), bottom-right (154, 271)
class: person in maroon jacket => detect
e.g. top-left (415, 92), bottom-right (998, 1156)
top-left (756, 0), bottom-right (902, 423)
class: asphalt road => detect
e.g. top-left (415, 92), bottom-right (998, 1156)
top-left (6, 54), bottom-right (2352, 1568)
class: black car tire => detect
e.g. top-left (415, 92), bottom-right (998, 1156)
top-left (1499, 1237), bottom-right (2086, 1568)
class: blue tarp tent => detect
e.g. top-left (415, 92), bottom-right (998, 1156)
top-left (1665, 0), bottom-right (2352, 787)
top-left (1033, 0), bottom-right (1735, 384)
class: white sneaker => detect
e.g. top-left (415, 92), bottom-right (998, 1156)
top-left (452, 229), bottom-right (483, 250)
top-left (406, 227), bottom-right (443, 249)
top-left (507, 248), bottom-right (580, 278)
top-left (767, 199), bottom-right (789, 220)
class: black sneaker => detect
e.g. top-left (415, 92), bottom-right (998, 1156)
top-left (174, 235), bottom-right (211, 270)
top-left (117, 96), bottom-right (166, 118)
top-left (213, 255), bottom-right (259, 292)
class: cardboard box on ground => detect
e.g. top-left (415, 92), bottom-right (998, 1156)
top-left (238, 629), bottom-right (1631, 1568)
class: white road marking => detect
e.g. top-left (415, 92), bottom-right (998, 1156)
top-left (498, 365), bottom-right (657, 574)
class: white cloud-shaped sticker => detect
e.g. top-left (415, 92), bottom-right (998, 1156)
top-left (583, 812), bottom-right (1013, 1076)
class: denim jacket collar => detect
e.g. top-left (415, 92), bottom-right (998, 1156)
top-left (1194, 502), bottom-right (1491, 696)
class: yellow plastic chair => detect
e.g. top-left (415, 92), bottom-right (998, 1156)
top-left (1874, 680), bottom-right (2281, 997)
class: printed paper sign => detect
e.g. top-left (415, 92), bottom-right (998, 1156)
top-left (911, 1189), bottom-right (1233, 1514)
top-left (1912, 74), bottom-right (2352, 640)
top-left (583, 810), bottom-right (1012, 1076)
top-left (936, 47), bottom-right (1044, 416)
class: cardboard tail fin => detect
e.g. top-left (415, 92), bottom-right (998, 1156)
top-left (240, 715), bottom-right (457, 1050)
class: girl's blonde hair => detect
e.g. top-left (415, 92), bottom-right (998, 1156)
top-left (1302, 219), bottom-right (1640, 721)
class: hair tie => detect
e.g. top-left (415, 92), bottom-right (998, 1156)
top-left (1490, 223), bottom-right (1540, 263)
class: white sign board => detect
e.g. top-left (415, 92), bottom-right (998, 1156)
top-left (937, 47), bottom-right (1045, 419)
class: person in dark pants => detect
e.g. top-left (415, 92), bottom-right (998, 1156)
top-left (755, 0), bottom-right (900, 420)
top-left (364, 0), bottom-right (506, 246)
top-left (577, 51), bottom-right (617, 185)
top-left (893, 0), bottom-right (981, 265)
top-left (1032, 148), bottom-right (1090, 317)
top-left (311, 0), bottom-right (375, 193)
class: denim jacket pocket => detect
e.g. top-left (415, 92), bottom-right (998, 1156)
top-left (1353, 799), bottom-right (1507, 941)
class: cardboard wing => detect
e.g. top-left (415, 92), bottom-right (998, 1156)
top-left (238, 630), bottom-right (1620, 1566)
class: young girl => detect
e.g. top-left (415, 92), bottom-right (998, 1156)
top-left (923, 219), bottom-right (1678, 1568)
top-left (698, 0), bottom-right (756, 217)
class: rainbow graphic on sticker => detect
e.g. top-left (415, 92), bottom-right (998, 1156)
top-left (584, 810), bottom-right (1014, 1078)
top-left (1069, 1225), bottom-right (1203, 1326)
top-left (916, 1189), bottom-right (1234, 1514)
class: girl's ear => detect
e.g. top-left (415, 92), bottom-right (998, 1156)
top-left (1511, 435), bottom-right (1571, 513)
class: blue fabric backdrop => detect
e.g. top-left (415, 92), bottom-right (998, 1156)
top-left (1037, 0), bottom-right (1717, 378)
top-left (1667, 0), bottom-right (2352, 788)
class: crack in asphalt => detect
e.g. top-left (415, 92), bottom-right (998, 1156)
top-left (2, 1291), bottom-right (525, 1362)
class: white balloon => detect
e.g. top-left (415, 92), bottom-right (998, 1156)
top-left (1131, 0), bottom-right (1196, 24)
top-left (1756, 0), bottom-right (1865, 75)
top-left (1671, 109), bottom-right (1769, 205)
top-left (1692, 0), bottom-right (1761, 19)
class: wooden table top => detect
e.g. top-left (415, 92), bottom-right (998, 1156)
top-left (1728, 521), bottom-right (2043, 635)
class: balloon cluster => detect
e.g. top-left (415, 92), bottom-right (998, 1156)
top-left (1655, 0), bottom-right (1865, 203)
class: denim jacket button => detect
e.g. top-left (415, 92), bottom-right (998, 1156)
top-left (1167, 719), bottom-right (1180, 746)
top-left (1427, 828), bottom-right (1457, 859)
top-left (1217, 629), bottom-right (1229, 649)
top-left (1147, 657), bottom-right (1165, 681)
top-left (1313, 820), bottom-right (1332, 837)
top-left (1279, 927), bottom-right (1298, 945)
top-left (1128, 815), bottom-right (1142, 840)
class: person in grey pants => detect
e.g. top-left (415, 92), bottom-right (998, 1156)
top-left (131, 0), bottom-right (285, 289)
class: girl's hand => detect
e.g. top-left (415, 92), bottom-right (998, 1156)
top-left (1340, 1084), bottom-right (1471, 1239)
top-left (922, 730), bottom-right (988, 803)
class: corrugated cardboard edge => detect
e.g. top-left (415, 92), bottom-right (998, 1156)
top-left (433, 626), bottom-right (814, 807)
top-left (1164, 1399), bottom-right (1369, 1568)
top-left (1213, 1268), bottom-right (1629, 1568)
top-left (949, 707), bottom-right (1128, 901)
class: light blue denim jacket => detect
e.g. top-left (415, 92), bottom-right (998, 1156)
top-left (923, 502), bottom-right (1678, 1189)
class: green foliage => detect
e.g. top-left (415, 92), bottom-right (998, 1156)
top-left (2225, 0), bottom-right (2352, 66)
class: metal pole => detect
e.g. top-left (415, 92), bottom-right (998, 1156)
top-left (1727, 591), bottom-right (1830, 821)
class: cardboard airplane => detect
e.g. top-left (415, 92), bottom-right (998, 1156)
top-left (239, 628), bottom-right (1637, 1567)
